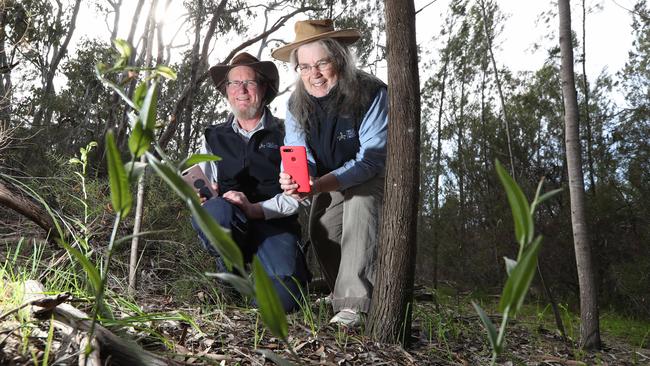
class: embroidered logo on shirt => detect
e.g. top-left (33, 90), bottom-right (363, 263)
top-left (258, 142), bottom-right (279, 150)
top-left (336, 129), bottom-right (357, 142)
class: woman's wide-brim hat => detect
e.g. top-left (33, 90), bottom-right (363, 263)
top-left (271, 19), bottom-right (361, 62)
top-left (209, 52), bottom-right (279, 104)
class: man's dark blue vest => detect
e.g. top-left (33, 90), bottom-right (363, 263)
top-left (204, 110), bottom-right (284, 204)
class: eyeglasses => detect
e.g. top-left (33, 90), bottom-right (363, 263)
top-left (295, 59), bottom-right (333, 75)
top-left (225, 80), bottom-right (259, 90)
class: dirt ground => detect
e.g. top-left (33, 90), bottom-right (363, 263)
top-left (2, 284), bottom-right (648, 366)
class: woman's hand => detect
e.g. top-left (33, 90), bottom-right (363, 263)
top-left (279, 171), bottom-right (318, 201)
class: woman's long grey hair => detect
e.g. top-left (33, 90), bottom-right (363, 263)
top-left (288, 38), bottom-right (375, 133)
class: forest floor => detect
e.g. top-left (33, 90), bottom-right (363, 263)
top-left (1, 272), bottom-right (648, 366)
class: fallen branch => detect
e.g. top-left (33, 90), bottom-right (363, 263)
top-left (22, 280), bottom-right (178, 366)
top-left (0, 178), bottom-right (61, 243)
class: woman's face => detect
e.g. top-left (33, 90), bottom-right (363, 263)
top-left (296, 42), bottom-right (338, 98)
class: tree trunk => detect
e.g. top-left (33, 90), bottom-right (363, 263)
top-left (457, 65), bottom-right (466, 255)
top-left (95, 0), bottom-right (146, 171)
top-left (581, 0), bottom-right (596, 195)
top-left (0, 5), bottom-right (12, 130)
top-left (478, 0), bottom-right (515, 177)
top-left (108, 0), bottom-right (123, 41)
top-left (558, 0), bottom-right (601, 350)
top-left (0, 179), bottom-right (61, 242)
top-left (157, 3), bottom-right (316, 150)
top-left (180, 1), bottom-right (204, 157)
top-left (128, 0), bottom-right (157, 297)
top-left (32, 0), bottom-right (82, 126)
top-left (367, 0), bottom-right (420, 345)
top-left (433, 53), bottom-right (449, 291)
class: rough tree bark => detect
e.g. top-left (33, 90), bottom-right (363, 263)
top-left (367, 0), bottom-right (420, 344)
top-left (0, 179), bottom-right (60, 242)
top-left (558, 0), bottom-right (601, 350)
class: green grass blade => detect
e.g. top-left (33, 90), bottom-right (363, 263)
top-left (503, 256), bottom-right (517, 276)
top-left (536, 188), bottom-right (562, 205)
top-left (498, 236), bottom-right (542, 314)
top-left (154, 65), bottom-right (177, 80)
top-left (472, 301), bottom-right (498, 354)
top-left (252, 256), bottom-right (288, 340)
top-left (124, 161), bottom-right (147, 183)
top-left (94, 66), bottom-right (138, 110)
top-left (129, 82), bottom-right (157, 158)
top-left (55, 238), bottom-right (101, 296)
top-left (132, 82), bottom-right (147, 108)
top-left (113, 39), bottom-right (131, 62)
top-left (146, 152), bottom-right (244, 271)
top-left (42, 315), bottom-right (55, 366)
top-left (180, 154), bottom-right (221, 170)
top-left (105, 131), bottom-right (131, 217)
top-left (213, 273), bottom-right (255, 297)
top-left (140, 81), bottom-right (158, 132)
top-left (187, 199), bottom-right (244, 272)
top-left (495, 159), bottom-right (533, 247)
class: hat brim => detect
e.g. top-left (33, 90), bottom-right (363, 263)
top-left (271, 29), bottom-right (361, 62)
top-left (208, 60), bottom-right (279, 104)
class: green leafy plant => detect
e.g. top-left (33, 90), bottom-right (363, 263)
top-left (68, 141), bottom-right (97, 250)
top-left (472, 160), bottom-right (561, 364)
top-left (91, 39), bottom-right (293, 356)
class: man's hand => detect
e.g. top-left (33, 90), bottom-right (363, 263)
top-left (223, 190), bottom-right (264, 219)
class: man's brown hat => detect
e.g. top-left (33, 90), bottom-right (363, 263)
top-left (271, 19), bottom-right (361, 62)
top-left (209, 52), bottom-right (279, 104)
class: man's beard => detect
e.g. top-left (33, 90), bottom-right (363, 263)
top-left (229, 100), bottom-right (263, 121)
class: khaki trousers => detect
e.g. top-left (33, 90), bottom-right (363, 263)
top-left (309, 175), bottom-right (384, 313)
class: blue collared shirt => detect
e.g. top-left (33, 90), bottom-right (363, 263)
top-left (283, 87), bottom-right (389, 191)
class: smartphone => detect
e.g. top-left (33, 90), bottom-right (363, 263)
top-left (280, 146), bottom-right (311, 193)
top-left (181, 165), bottom-right (217, 199)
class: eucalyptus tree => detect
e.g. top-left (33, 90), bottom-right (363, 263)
top-left (558, 0), bottom-right (601, 349)
top-left (618, 0), bottom-right (650, 183)
top-left (0, 1), bottom-right (27, 129)
top-left (21, 0), bottom-right (82, 127)
top-left (157, 0), bottom-right (317, 152)
top-left (368, 0), bottom-right (420, 345)
top-left (54, 40), bottom-right (115, 156)
top-left (476, 0), bottom-right (514, 177)
top-left (418, 5), bottom-right (458, 289)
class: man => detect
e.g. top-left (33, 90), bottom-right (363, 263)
top-left (191, 52), bottom-right (308, 313)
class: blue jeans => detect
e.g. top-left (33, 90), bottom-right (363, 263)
top-left (191, 197), bottom-right (307, 312)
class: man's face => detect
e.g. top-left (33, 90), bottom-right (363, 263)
top-left (296, 42), bottom-right (338, 98)
top-left (226, 66), bottom-right (266, 121)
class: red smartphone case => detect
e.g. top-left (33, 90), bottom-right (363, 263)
top-left (280, 146), bottom-right (311, 193)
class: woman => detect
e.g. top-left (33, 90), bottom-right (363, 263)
top-left (271, 19), bottom-right (388, 326)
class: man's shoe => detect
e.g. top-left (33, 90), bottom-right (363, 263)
top-left (329, 308), bottom-right (360, 327)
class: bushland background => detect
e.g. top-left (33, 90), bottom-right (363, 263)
top-left (1, 0), bottom-right (648, 364)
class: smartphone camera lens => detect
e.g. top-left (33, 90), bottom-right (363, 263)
top-left (194, 179), bottom-right (206, 189)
